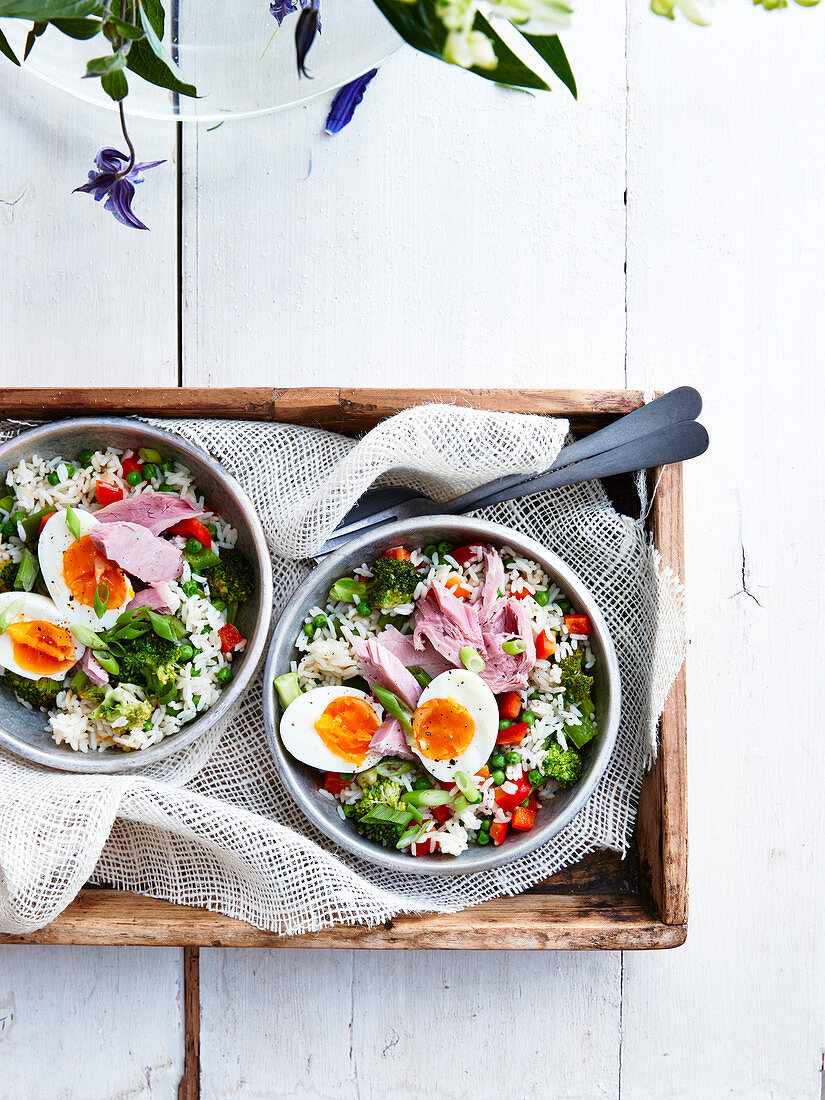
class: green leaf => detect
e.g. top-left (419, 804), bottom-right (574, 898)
top-left (521, 31), bottom-right (576, 98)
top-left (137, 0), bottom-right (184, 79)
top-left (107, 15), bottom-right (143, 38)
top-left (85, 50), bottom-right (125, 76)
top-left (127, 36), bottom-right (196, 96)
top-left (0, 26), bottom-right (20, 64)
top-left (23, 20), bottom-right (46, 60)
top-left (370, 0), bottom-right (442, 58)
top-left (0, 0), bottom-right (100, 17)
top-left (52, 16), bottom-right (101, 37)
top-left (101, 66), bottom-right (127, 99)
top-left (467, 12), bottom-right (549, 90)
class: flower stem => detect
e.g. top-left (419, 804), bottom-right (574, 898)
top-left (118, 99), bottom-right (136, 175)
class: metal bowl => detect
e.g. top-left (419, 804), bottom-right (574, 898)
top-left (263, 516), bottom-right (621, 875)
top-left (0, 418), bottom-right (273, 774)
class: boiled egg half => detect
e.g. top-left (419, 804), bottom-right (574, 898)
top-left (409, 668), bottom-right (499, 782)
top-left (0, 591), bottom-right (80, 681)
top-left (38, 509), bottom-right (133, 631)
top-left (280, 685), bottom-right (384, 774)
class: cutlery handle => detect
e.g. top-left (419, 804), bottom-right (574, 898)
top-left (447, 387), bottom-right (702, 514)
top-left (452, 420), bottom-right (709, 512)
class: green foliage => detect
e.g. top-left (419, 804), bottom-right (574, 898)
top-left (0, 558), bottom-right (18, 594)
top-left (354, 778), bottom-right (409, 845)
top-left (542, 739), bottom-right (582, 785)
top-left (559, 649), bottom-right (593, 705)
top-left (113, 631), bottom-right (180, 703)
top-left (369, 556), bottom-right (419, 609)
top-left (204, 549), bottom-right (256, 605)
top-left (90, 684), bottom-right (153, 729)
top-left (0, 669), bottom-right (62, 709)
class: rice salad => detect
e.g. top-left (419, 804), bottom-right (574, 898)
top-left (0, 444), bottom-right (256, 753)
top-left (275, 541), bottom-right (598, 859)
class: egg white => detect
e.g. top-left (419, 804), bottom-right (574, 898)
top-left (280, 685), bottom-right (384, 774)
top-left (409, 668), bottom-right (499, 782)
top-left (38, 509), bottom-right (133, 631)
top-left (0, 591), bottom-right (81, 681)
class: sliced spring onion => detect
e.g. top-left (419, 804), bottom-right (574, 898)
top-left (69, 668), bottom-right (88, 694)
top-left (453, 769), bottom-right (483, 804)
top-left (95, 651), bottom-right (120, 675)
top-left (184, 546), bottom-right (220, 573)
top-left (0, 495), bottom-right (13, 514)
top-left (70, 623), bottom-right (107, 649)
top-left (19, 506), bottom-right (54, 540)
top-left (65, 506), bottom-right (82, 541)
top-left (376, 760), bottom-right (414, 777)
top-left (359, 804), bottom-right (415, 828)
top-left (406, 803), bottom-right (423, 825)
top-left (406, 665), bottom-right (432, 689)
top-left (400, 788), bottom-right (451, 808)
top-left (372, 685), bottom-right (413, 735)
top-left (13, 548), bottom-right (38, 592)
top-left (274, 671), bottom-right (302, 708)
top-left (502, 638), bottom-right (527, 655)
top-left (453, 795), bottom-right (468, 813)
top-left (0, 597), bottom-right (25, 634)
top-left (225, 600), bottom-right (238, 626)
top-left (396, 822), bottom-right (428, 850)
top-left (138, 447), bottom-right (162, 463)
top-left (93, 583), bottom-right (110, 619)
top-left (459, 646), bottom-right (485, 673)
top-left (328, 578), bottom-right (368, 603)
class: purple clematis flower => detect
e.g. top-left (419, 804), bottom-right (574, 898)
top-left (270, 0), bottom-right (299, 26)
top-left (325, 68), bottom-right (378, 134)
top-left (74, 147), bottom-right (165, 231)
top-left (295, 0), bottom-right (321, 76)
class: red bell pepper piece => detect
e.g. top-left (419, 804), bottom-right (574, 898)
top-left (38, 511), bottom-right (56, 534)
top-left (496, 721), bottom-right (528, 746)
top-left (218, 623), bottom-right (244, 653)
top-left (564, 614), bottom-right (592, 636)
top-left (120, 454), bottom-right (143, 478)
top-left (535, 629), bottom-right (555, 660)
top-left (384, 546), bottom-right (410, 561)
top-left (322, 772), bottom-right (349, 795)
top-left (168, 517), bottom-right (213, 548)
top-left (511, 805), bottom-right (536, 831)
top-left (411, 835), bottom-right (437, 856)
top-left (450, 544), bottom-right (481, 567)
top-left (512, 586), bottom-right (531, 600)
top-left (431, 805), bottom-right (453, 825)
top-left (95, 481), bottom-right (123, 506)
top-left (494, 772), bottom-right (532, 811)
top-left (497, 691), bottom-right (522, 720)
top-left (489, 821), bottom-right (508, 846)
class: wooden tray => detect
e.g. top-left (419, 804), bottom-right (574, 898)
top-left (0, 388), bottom-right (687, 950)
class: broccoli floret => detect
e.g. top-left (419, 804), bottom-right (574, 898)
top-left (542, 740), bottom-right (583, 786)
top-left (113, 633), bottom-right (180, 703)
top-left (90, 684), bottom-right (153, 730)
top-left (368, 556), bottom-right (419, 609)
top-left (559, 650), bottom-right (594, 706)
top-left (354, 778), bottom-right (408, 845)
top-left (204, 548), bottom-right (255, 605)
top-left (0, 669), bottom-right (62, 709)
top-left (0, 558), bottom-right (18, 594)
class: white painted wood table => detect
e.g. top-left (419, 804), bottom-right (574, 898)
top-left (1, 2), bottom-right (823, 1096)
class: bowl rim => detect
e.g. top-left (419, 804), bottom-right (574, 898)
top-left (0, 416), bottom-right (274, 774)
top-left (263, 515), bottom-right (622, 876)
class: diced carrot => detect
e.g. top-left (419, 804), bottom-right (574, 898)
top-left (496, 721), bottom-right (528, 746)
top-left (511, 806), bottom-right (536, 831)
top-left (497, 691), bottom-right (522, 720)
top-left (489, 821), bottom-right (509, 846)
top-left (385, 546), bottom-right (411, 561)
top-left (445, 575), bottom-right (471, 599)
top-left (535, 629), bottom-right (555, 660)
top-left (564, 614), bottom-right (592, 636)
top-left (475, 766), bottom-right (490, 780)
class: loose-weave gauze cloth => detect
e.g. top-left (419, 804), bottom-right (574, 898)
top-left (0, 406), bottom-right (686, 935)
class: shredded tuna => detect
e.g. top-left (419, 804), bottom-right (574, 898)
top-left (479, 597), bottom-right (536, 693)
top-left (375, 625), bottom-right (451, 679)
top-left (125, 581), bottom-right (181, 615)
top-left (368, 715), bottom-right (415, 760)
top-left (94, 491), bottom-right (201, 536)
top-left (480, 547), bottom-right (506, 622)
top-left (347, 631), bottom-right (422, 710)
top-left (413, 581), bottom-right (486, 667)
top-left (80, 647), bottom-right (108, 687)
top-left (90, 521), bottom-right (184, 584)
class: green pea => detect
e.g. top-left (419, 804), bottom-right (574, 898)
top-left (161, 460), bottom-right (175, 473)
top-left (498, 718), bottom-right (512, 731)
top-left (413, 777), bottom-right (430, 790)
top-left (339, 772), bottom-right (354, 780)
top-left (138, 448), bottom-right (163, 464)
top-left (47, 472), bottom-right (60, 486)
top-left (343, 804), bottom-right (357, 819)
top-left (437, 541), bottom-right (452, 555)
top-left (302, 622), bottom-right (315, 639)
top-left (178, 644), bottom-right (195, 663)
top-left (505, 751), bottom-right (521, 765)
top-left (491, 769), bottom-right (506, 786)
top-left (212, 599), bottom-right (225, 613)
top-left (503, 557), bottom-right (515, 568)
top-left (78, 449), bottom-right (94, 468)
top-left (181, 580), bottom-right (198, 597)
top-left (528, 768), bottom-right (544, 787)
top-left (64, 465), bottom-right (75, 478)
top-left (535, 589), bottom-right (550, 606)
top-left (476, 831), bottom-right (490, 846)
top-left (1, 521), bottom-right (15, 537)
top-left (489, 753), bottom-right (506, 770)
top-left (206, 523), bottom-right (217, 537)
top-left (142, 463), bottom-right (157, 480)
top-left (423, 543), bottom-right (438, 558)
top-left (313, 613), bottom-right (328, 629)
top-left (479, 817), bottom-right (491, 832)
top-left (126, 470), bottom-right (143, 486)
top-left (522, 711), bottom-right (536, 726)
top-left (529, 690), bottom-right (542, 700)
top-left (157, 483), bottom-right (177, 493)
top-left (186, 537), bottom-right (203, 555)
top-left (557, 598), bottom-right (571, 613)
top-left (356, 602), bottom-right (371, 616)
top-left (216, 667), bottom-right (233, 685)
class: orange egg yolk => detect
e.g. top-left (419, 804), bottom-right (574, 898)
top-left (412, 697), bottom-right (475, 762)
top-left (6, 620), bottom-right (75, 676)
top-left (62, 535), bottom-right (129, 609)
top-left (314, 696), bottom-right (380, 766)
